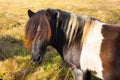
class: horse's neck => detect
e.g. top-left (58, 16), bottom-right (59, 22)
top-left (50, 13), bottom-right (87, 58)
top-left (49, 27), bottom-right (65, 58)
top-left (50, 40), bottom-right (65, 59)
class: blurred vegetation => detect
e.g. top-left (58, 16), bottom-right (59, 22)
top-left (0, 0), bottom-right (120, 80)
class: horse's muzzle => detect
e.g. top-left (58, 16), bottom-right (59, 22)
top-left (31, 53), bottom-right (43, 64)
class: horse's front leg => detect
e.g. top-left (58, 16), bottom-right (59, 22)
top-left (71, 66), bottom-right (84, 80)
top-left (71, 66), bottom-right (91, 80)
top-left (63, 45), bottom-right (91, 80)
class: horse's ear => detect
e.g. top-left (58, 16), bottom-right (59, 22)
top-left (28, 9), bottom-right (35, 18)
top-left (46, 9), bottom-right (52, 20)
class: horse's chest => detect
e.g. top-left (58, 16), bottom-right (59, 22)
top-left (63, 45), bottom-right (80, 68)
top-left (80, 21), bottom-right (104, 79)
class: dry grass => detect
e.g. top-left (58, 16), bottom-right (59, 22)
top-left (0, 0), bottom-right (120, 80)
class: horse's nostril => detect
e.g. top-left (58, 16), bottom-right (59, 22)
top-left (33, 56), bottom-right (40, 61)
top-left (31, 54), bottom-right (42, 64)
top-left (36, 56), bottom-right (40, 61)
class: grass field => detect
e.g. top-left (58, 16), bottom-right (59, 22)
top-left (0, 0), bottom-right (120, 80)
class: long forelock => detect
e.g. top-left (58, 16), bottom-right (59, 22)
top-left (25, 10), bottom-right (51, 49)
top-left (25, 12), bottom-right (41, 49)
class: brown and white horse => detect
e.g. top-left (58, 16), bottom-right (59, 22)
top-left (25, 8), bottom-right (120, 80)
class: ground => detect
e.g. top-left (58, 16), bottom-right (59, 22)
top-left (0, 0), bottom-right (120, 80)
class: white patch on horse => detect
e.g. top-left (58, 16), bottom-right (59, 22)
top-left (80, 20), bottom-right (105, 79)
top-left (66, 14), bottom-right (79, 44)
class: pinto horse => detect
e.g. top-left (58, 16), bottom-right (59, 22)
top-left (25, 8), bottom-right (120, 80)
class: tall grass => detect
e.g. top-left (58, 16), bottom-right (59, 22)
top-left (0, 0), bottom-right (120, 80)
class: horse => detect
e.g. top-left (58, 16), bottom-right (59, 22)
top-left (25, 8), bottom-right (120, 80)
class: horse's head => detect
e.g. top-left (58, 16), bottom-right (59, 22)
top-left (25, 9), bottom-right (56, 64)
top-left (25, 9), bottom-right (69, 64)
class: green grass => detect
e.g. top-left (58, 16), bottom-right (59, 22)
top-left (0, 0), bottom-right (120, 80)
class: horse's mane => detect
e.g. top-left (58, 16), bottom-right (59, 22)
top-left (25, 8), bottom-right (97, 49)
top-left (25, 10), bottom-right (51, 49)
top-left (81, 17), bottom-right (95, 45)
top-left (65, 13), bottom-right (95, 45)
